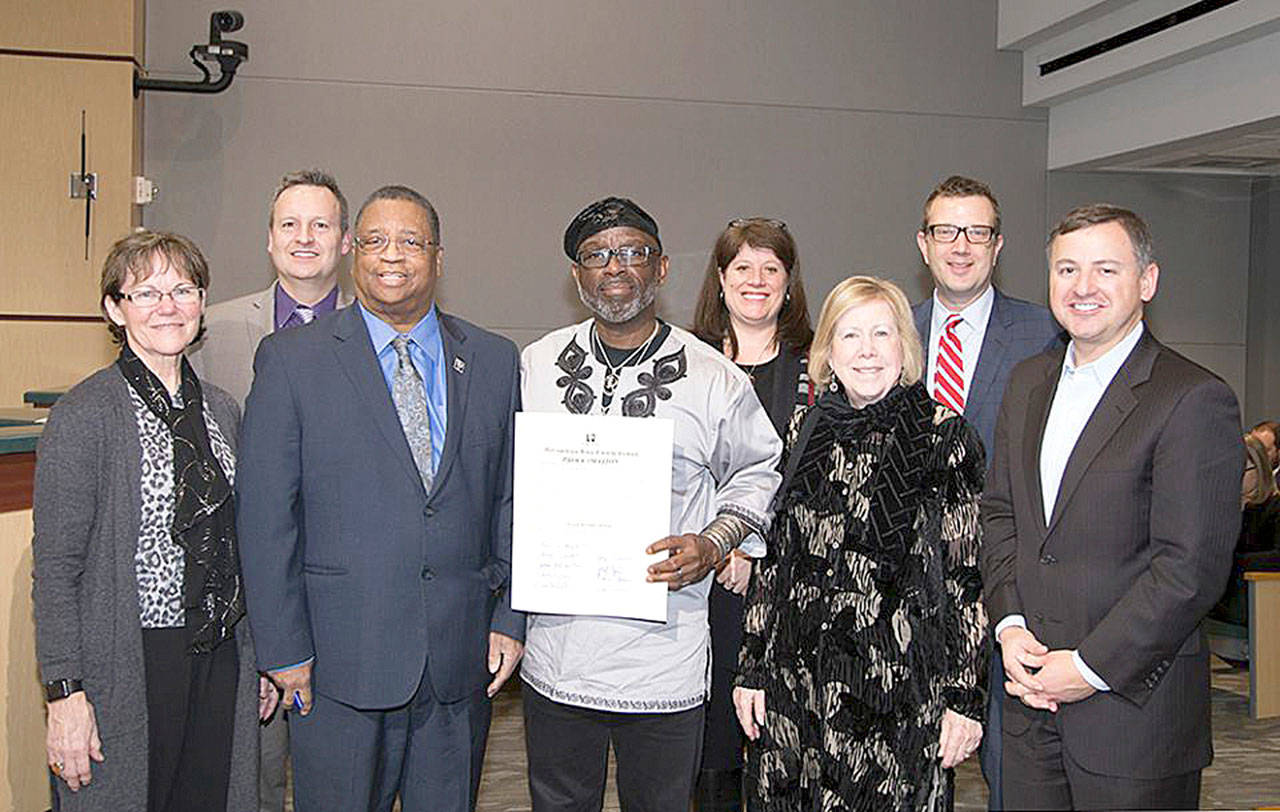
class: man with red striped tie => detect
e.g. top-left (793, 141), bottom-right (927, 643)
top-left (911, 175), bottom-right (1062, 811)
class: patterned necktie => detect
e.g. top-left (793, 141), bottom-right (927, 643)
top-left (295, 304), bottom-right (315, 324)
top-left (934, 313), bottom-right (965, 413)
top-left (391, 336), bottom-right (434, 491)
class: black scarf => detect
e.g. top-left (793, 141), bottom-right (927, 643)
top-left (116, 345), bottom-right (244, 653)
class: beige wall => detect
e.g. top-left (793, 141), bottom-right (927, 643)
top-left (142, 1), bottom-right (1050, 345)
top-left (0, 509), bottom-right (45, 812)
top-left (0, 321), bottom-right (117, 405)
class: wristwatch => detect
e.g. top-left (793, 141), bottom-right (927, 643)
top-left (43, 678), bottom-right (83, 702)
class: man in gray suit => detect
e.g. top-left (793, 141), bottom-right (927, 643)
top-left (187, 168), bottom-right (353, 812)
top-left (237, 185), bottom-right (524, 811)
top-left (911, 175), bottom-right (1061, 810)
top-left (189, 168), bottom-right (354, 408)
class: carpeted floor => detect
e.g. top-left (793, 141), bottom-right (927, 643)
top-left (280, 657), bottom-right (1280, 810)
top-left (473, 659), bottom-right (1280, 811)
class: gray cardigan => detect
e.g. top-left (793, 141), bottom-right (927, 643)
top-left (32, 365), bottom-right (259, 812)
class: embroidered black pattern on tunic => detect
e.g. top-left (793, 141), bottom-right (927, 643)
top-left (737, 382), bottom-right (988, 812)
top-left (620, 347), bottom-right (687, 417)
top-left (554, 336), bottom-right (595, 414)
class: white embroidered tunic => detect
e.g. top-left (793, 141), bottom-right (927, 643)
top-left (519, 319), bottom-right (782, 712)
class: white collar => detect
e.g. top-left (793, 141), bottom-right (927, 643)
top-left (1062, 321), bottom-right (1145, 381)
top-left (931, 285), bottom-right (995, 334)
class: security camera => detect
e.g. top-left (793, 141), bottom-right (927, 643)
top-left (135, 9), bottom-right (249, 96)
top-left (210, 10), bottom-right (245, 42)
top-left (211, 10), bottom-right (243, 35)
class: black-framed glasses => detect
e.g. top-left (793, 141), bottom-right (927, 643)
top-left (729, 217), bottom-right (788, 231)
top-left (924, 224), bottom-right (998, 244)
top-left (576, 245), bottom-right (659, 269)
top-left (116, 284), bottom-right (204, 308)
top-left (353, 234), bottom-right (438, 255)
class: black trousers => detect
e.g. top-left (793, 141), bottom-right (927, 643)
top-left (142, 626), bottom-right (239, 812)
top-left (702, 585), bottom-right (746, 772)
top-left (523, 685), bottom-right (704, 812)
top-left (1002, 708), bottom-right (1201, 810)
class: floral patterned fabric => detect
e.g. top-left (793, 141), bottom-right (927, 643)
top-left (737, 382), bottom-right (988, 811)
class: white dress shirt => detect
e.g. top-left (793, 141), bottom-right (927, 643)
top-left (997, 321), bottom-right (1145, 692)
top-left (926, 285), bottom-right (995, 406)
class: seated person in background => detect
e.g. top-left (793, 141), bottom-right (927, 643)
top-left (1211, 433), bottom-right (1280, 628)
top-left (1250, 420), bottom-right (1279, 477)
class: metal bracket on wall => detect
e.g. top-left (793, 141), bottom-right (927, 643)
top-left (71, 110), bottom-right (94, 260)
top-left (68, 172), bottom-right (97, 200)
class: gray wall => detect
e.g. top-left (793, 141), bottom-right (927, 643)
top-left (1046, 171), bottom-right (1254, 413)
top-left (1246, 178), bottom-right (1280, 426)
top-left (142, 1), bottom-right (1048, 348)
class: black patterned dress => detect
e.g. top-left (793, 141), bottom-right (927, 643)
top-left (736, 382), bottom-right (988, 811)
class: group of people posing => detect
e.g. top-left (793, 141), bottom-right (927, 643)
top-left (32, 171), bottom-right (1244, 812)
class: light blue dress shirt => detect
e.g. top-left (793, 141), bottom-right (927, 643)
top-left (358, 302), bottom-right (448, 472)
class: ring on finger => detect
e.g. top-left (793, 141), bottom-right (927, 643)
top-left (51, 762), bottom-right (63, 776)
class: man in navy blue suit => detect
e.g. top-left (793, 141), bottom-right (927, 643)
top-left (237, 185), bottom-right (523, 811)
top-left (911, 175), bottom-right (1061, 809)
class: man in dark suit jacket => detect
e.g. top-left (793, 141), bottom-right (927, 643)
top-left (981, 204), bottom-right (1241, 809)
top-left (237, 185), bottom-right (524, 811)
top-left (911, 175), bottom-right (1060, 808)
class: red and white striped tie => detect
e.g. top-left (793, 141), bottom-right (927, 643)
top-left (934, 313), bottom-right (965, 413)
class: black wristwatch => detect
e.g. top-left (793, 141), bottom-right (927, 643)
top-left (43, 678), bottom-right (83, 702)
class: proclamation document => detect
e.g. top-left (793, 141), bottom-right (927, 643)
top-left (512, 411), bottom-right (672, 622)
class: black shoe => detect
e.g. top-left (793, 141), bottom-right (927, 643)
top-left (693, 768), bottom-right (743, 811)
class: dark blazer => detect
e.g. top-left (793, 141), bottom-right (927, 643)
top-left (236, 304), bottom-right (523, 709)
top-left (913, 289), bottom-right (1062, 456)
top-left (980, 328), bottom-right (1241, 779)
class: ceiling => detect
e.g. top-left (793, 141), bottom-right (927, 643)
top-left (1068, 119), bottom-right (1280, 176)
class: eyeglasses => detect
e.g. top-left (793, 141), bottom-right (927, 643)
top-left (729, 217), bottom-right (788, 231)
top-left (353, 234), bottom-right (438, 255)
top-left (576, 245), bottom-right (659, 269)
top-left (924, 224), bottom-right (998, 244)
top-left (116, 284), bottom-right (204, 308)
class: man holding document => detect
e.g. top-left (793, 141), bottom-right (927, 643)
top-left (518, 196), bottom-right (783, 810)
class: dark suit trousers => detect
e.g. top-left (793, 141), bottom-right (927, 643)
top-left (982, 648), bottom-right (1003, 810)
top-left (1003, 706), bottom-right (1200, 810)
top-left (289, 664), bottom-right (491, 812)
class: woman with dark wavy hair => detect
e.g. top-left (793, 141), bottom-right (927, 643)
top-left (691, 217), bottom-right (814, 811)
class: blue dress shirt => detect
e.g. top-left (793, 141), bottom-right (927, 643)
top-left (358, 302), bottom-right (448, 472)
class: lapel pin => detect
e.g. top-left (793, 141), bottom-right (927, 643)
top-left (453, 357), bottom-right (466, 374)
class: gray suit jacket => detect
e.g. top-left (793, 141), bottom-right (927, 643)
top-left (913, 289), bottom-right (1062, 456)
top-left (981, 329), bottom-right (1241, 778)
top-left (188, 280), bottom-right (354, 408)
top-left (236, 304), bottom-right (523, 709)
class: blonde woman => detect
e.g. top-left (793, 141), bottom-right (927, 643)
top-left (734, 276), bottom-right (987, 811)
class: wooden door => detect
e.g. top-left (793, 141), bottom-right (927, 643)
top-left (0, 55), bottom-right (139, 315)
